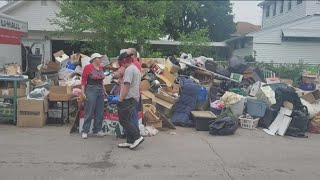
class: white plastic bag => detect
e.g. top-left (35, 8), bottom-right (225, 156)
top-left (139, 124), bottom-right (159, 137)
top-left (59, 68), bottom-right (74, 80)
top-left (28, 88), bottom-right (49, 100)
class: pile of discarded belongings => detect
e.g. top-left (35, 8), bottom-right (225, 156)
top-left (5, 49), bottom-right (320, 139)
top-left (138, 54), bottom-right (320, 138)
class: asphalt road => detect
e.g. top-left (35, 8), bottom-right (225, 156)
top-left (0, 125), bottom-right (319, 180)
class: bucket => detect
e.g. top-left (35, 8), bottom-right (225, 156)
top-left (66, 60), bottom-right (77, 70)
top-left (246, 99), bottom-right (268, 118)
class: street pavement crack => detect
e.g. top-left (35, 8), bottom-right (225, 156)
top-left (198, 136), bottom-right (234, 180)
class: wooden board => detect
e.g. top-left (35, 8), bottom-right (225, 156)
top-left (191, 111), bottom-right (217, 119)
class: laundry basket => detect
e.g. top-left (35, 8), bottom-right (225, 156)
top-left (239, 116), bottom-right (260, 129)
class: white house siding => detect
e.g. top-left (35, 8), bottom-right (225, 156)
top-left (251, 16), bottom-right (320, 43)
top-left (290, 16), bottom-right (320, 29)
top-left (233, 43), bottom-right (253, 57)
top-left (306, 0), bottom-right (320, 16)
top-left (4, 1), bottom-right (61, 31)
top-left (254, 41), bottom-right (320, 64)
top-left (262, 1), bottom-right (307, 29)
top-left (253, 29), bottom-right (282, 44)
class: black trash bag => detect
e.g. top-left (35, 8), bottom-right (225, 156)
top-left (216, 66), bottom-right (231, 78)
top-left (168, 56), bottom-right (180, 67)
top-left (209, 117), bottom-right (238, 136)
top-left (273, 87), bottom-right (303, 112)
top-left (285, 106), bottom-right (309, 138)
top-left (259, 108), bottom-right (277, 128)
top-left (205, 60), bottom-right (217, 72)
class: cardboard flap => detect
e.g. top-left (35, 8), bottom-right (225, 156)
top-left (53, 50), bottom-right (69, 63)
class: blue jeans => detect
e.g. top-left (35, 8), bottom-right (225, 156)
top-left (82, 86), bottom-right (105, 133)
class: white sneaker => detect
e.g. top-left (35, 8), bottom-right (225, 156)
top-left (93, 131), bottom-right (106, 137)
top-left (130, 136), bottom-right (144, 149)
top-left (82, 133), bottom-right (88, 139)
top-left (118, 143), bottom-right (133, 148)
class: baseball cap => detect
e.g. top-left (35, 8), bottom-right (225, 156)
top-left (118, 52), bottom-right (133, 61)
top-left (90, 53), bottom-right (103, 63)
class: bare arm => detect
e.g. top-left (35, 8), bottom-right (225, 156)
top-left (113, 66), bottom-right (125, 79)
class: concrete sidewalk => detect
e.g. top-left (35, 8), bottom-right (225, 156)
top-left (0, 125), bottom-right (319, 180)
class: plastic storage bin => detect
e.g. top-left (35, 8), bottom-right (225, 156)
top-left (239, 116), bottom-right (259, 129)
top-left (246, 99), bottom-right (268, 118)
top-left (191, 111), bottom-right (216, 131)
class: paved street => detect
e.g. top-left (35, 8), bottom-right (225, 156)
top-left (0, 125), bottom-right (320, 180)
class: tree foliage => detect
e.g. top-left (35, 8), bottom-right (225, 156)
top-left (52, 0), bottom-right (235, 57)
top-left (164, 1), bottom-right (236, 41)
top-left (52, 0), bottom-right (167, 56)
top-left (179, 28), bottom-right (212, 57)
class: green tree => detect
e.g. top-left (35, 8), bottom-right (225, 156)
top-left (179, 28), bottom-right (213, 57)
top-left (51, 0), bottom-right (167, 57)
top-left (164, 1), bottom-right (235, 41)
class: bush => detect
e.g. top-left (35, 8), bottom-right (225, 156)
top-left (256, 62), bottom-right (309, 85)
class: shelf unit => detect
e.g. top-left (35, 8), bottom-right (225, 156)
top-left (0, 76), bottom-right (29, 124)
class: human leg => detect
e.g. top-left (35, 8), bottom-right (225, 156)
top-left (92, 89), bottom-right (105, 134)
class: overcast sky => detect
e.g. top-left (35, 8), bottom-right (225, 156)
top-left (232, 0), bottom-right (262, 25)
top-left (0, 1), bottom-right (263, 25)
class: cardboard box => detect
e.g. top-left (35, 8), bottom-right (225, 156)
top-left (17, 97), bottom-right (48, 128)
top-left (142, 94), bottom-right (152, 104)
top-left (142, 91), bottom-right (155, 102)
top-left (156, 68), bottom-right (176, 87)
top-left (53, 50), bottom-right (69, 63)
top-left (42, 61), bottom-right (60, 72)
top-left (154, 96), bottom-right (173, 117)
top-left (71, 53), bottom-right (87, 64)
top-left (140, 80), bottom-right (151, 91)
top-left (0, 88), bottom-right (26, 97)
top-left (172, 84), bottom-right (180, 93)
top-left (165, 58), bottom-right (180, 74)
top-left (302, 76), bottom-right (316, 83)
top-left (155, 88), bottom-right (178, 104)
top-left (49, 86), bottom-right (72, 101)
top-left (301, 90), bottom-right (320, 104)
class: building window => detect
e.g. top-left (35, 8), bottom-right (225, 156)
top-left (266, 5), bottom-right (270, 17)
top-left (273, 3), bottom-right (277, 16)
top-left (297, 0), bottom-right (303, 5)
top-left (288, 0), bottom-right (292, 10)
top-left (41, 0), bottom-right (48, 6)
top-left (280, 0), bottom-right (284, 13)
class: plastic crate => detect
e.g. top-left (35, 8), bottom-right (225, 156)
top-left (239, 116), bottom-right (260, 129)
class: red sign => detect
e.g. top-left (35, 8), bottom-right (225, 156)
top-left (0, 28), bottom-right (27, 45)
